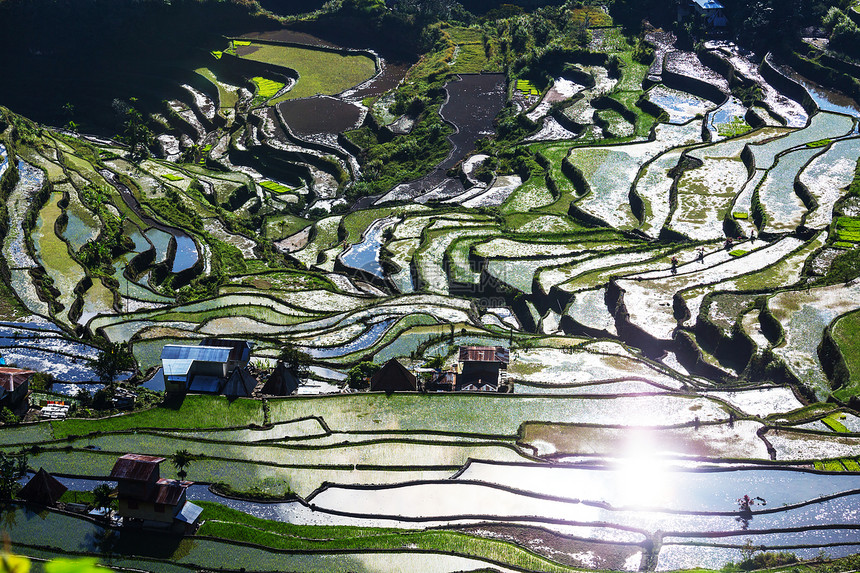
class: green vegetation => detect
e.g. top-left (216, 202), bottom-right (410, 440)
top-left (822, 413), bottom-right (849, 432)
top-left (516, 79), bottom-right (540, 96)
top-left (806, 138), bottom-right (832, 148)
top-left (52, 395), bottom-right (265, 438)
top-left (833, 310), bottom-right (860, 397)
top-left (718, 116), bottom-right (752, 138)
top-left (239, 43), bottom-right (376, 102)
top-left (445, 26), bottom-right (497, 74)
top-left (835, 216), bottom-right (860, 243)
top-left (195, 501), bottom-right (579, 572)
top-left (733, 212), bottom-right (749, 219)
top-left (729, 249), bottom-right (748, 257)
top-left (251, 76), bottom-right (285, 102)
top-left (570, 6), bottom-right (613, 27)
top-left (259, 180), bottom-right (291, 194)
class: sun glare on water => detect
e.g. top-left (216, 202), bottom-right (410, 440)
top-left (612, 428), bottom-right (676, 509)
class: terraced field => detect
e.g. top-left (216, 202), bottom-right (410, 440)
top-left (2, 12), bottom-right (860, 573)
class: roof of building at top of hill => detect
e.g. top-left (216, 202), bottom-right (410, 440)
top-left (691, 0), bottom-right (724, 10)
top-left (458, 346), bottom-right (509, 364)
top-left (198, 338), bottom-right (253, 363)
top-left (161, 345), bottom-right (232, 363)
top-left (109, 453), bottom-right (166, 482)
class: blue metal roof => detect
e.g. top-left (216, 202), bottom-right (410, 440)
top-left (161, 345), bottom-right (231, 363)
top-left (188, 375), bottom-right (223, 394)
top-left (163, 359), bottom-right (194, 378)
top-left (176, 501), bottom-right (203, 524)
top-left (692, 0), bottom-right (724, 9)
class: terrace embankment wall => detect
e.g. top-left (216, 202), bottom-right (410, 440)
top-left (0, 146), bottom-right (20, 289)
top-left (606, 279), bottom-right (666, 359)
top-left (230, 147), bottom-right (314, 189)
top-left (698, 49), bottom-right (739, 86)
top-left (694, 307), bottom-right (757, 373)
top-left (673, 330), bottom-right (733, 381)
top-left (660, 67), bottom-right (728, 106)
top-left (818, 321), bottom-right (850, 392)
top-left (760, 55), bottom-right (818, 116)
top-left (273, 106), bottom-right (356, 178)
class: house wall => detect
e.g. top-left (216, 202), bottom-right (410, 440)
top-left (459, 363), bottom-right (502, 385)
top-left (188, 361), bottom-right (228, 379)
top-left (117, 480), bottom-right (155, 500)
top-left (118, 499), bottom-right (174, 523)
top-left (165, 377), bottom-right (187, 393)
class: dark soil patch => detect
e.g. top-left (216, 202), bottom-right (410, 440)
top-left (439, 73), bottom-right (506, 172)
top-left (278, 97), bottom-right (363, 136)
top-left (453, 524), bottom-right (643, 570)
top-left (384, 73), bottom-right (506, 199)
top-left (239, 29), bottom-right (341, 49)
top-left (250, 278), bottom-right (272, 289)
top-left (235, 44), bottom-right (261, 57)
top-left (348, 61), bottom-right (412, 99)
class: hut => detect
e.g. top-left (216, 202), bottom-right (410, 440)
top-left (370, 359), bottom-right (417, 392)
top-left (456, 346), bottom-right (508, 390)
top-left (261, 362), bottom-right (300, 396)
top-left (0, 367), bottom-right (35, 407)
top-left (222, 367), bottom-right (257, 398)
top-left (18, 468), bottom-right (67, 506)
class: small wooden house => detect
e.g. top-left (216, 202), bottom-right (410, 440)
top-left (0, 367), bottom-right (35, 407)
top-left (690, 0), bottom-right (727, 27)
top-left (109, 453), bottom-right (201, 533)
top-left (370, 359), bottom-right (417, 392)
top-left (456, 346), bottom-right (508, 390)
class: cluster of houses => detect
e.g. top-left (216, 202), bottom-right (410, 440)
top-left (368, 346), bottom-right (511, 393)
top-left (0, 338), bottom-right (513, 423)
top-left (13, 342), bottom-right (514, 537)
top-left (160, 339), bottom-right (299, 397)
top-left (159, 340), bottom-right (511, 396)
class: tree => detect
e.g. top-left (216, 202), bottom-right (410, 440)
top-left (87, 343), bottom-right (134, 387)
top-left (170, 449), bottom-right (194, 481)
top-left (113, 98), bottom-right (152, 159)
top-left (28, 372), bottom-right (54, 392)
top-left (91, 388), bottom-right (112, 411)
top-left (346, 361), bottom-right (381, 389)
top-left (0, 407), bottom-right (19, 426)
top-left (0, 453), bottom-right (28, 501)
top-left (91, 484), bottom-right (115, 522)
top-left (279, 343), bottom-right (312, 382)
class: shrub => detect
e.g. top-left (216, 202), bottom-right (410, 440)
top-left (347, 361), bottom-right (380, 389)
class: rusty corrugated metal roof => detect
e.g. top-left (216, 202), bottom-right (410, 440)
top-left (154, 479), bottom-right (187, 506)
top-left (0, 368), bottom-right (36, 391)
top-left (109, 454), bottom-right (165, 481)
top-left (458, 346), bottom-right (509, 364)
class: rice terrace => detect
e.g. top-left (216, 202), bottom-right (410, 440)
top-left (2, 0), bottom-right (860, 571)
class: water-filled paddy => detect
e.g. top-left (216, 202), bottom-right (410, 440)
top-left (647, 85), bottom-right (714, 124)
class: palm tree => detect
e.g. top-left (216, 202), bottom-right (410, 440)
top-left (171, 449), bottom-right (194, 480)
top-left (91, 483), bottom-right (114, 521)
